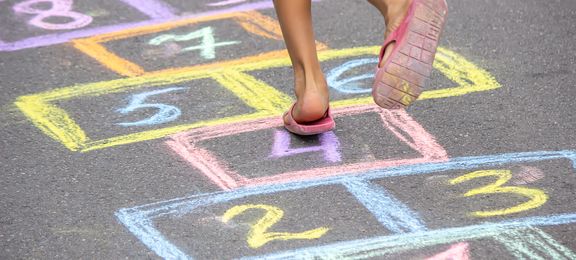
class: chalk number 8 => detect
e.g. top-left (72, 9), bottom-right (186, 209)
top-left (13, 0), bottom-right (93, 30)
top-left (450, 169), bottom-right (548, 217)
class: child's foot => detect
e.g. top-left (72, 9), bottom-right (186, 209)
top-left (370, 0), bottom-right (413, 67)
top-left (283, 71), bottom-right (330, 125)
top-left (371, 0), bottom-right (447, 108)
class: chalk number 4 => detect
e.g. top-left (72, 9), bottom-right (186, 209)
top-left (148, 27), bottom-right (240, 60)
top-left (222, 204), bottom-right (329, 248)
top-left (450, 169), bottom-right (548, 217)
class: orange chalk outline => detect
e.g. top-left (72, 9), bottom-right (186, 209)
top-left (72, 11), bottom-right (328, 77)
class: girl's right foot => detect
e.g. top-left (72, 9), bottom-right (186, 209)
top-left (284, 69), bottom-right (330, 125)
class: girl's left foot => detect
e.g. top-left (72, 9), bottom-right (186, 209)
top-left (370, 0), bottom-right (448, 108)
top-left (369, 0), bottom-right (413, 66)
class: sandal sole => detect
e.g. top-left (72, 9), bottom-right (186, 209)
top-left (373, 0), bottom-right (448, 109)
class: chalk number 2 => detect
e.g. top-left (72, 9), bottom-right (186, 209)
top-left (222, 204), bottom-right (329, 248)
top-left (116, 87), bottom-right (188, 127)
top-left (450, 169), bottom-right (548, 217)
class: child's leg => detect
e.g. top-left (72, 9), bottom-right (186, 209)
top-left (273, 0), bottom-right (329, 124)
top-left (367, 0), bottom-right (412, 65)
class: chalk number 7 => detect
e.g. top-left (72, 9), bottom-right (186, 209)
top-left (116, 87), bottom-right (188, 127)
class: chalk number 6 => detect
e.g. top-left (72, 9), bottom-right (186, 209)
top-left (450, 169), bottom-right (548, 217)
top-left (222, 204), bottom-right (329, 248)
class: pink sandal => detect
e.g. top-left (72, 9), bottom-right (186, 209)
top-left (283, 103), bottom-right (335, 135)
top-left (372, 0), bottom-right (448, 109)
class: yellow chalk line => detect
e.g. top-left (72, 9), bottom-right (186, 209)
top-left (15, 46), bottom-right (501, 152)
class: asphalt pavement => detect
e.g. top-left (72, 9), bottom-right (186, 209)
top-left (1, 0), bottom-right (576, 259)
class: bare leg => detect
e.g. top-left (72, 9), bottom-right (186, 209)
top-left (273, 0), bottom-right (329, 124)
top-left (368, 0), bottom-right (412, 65)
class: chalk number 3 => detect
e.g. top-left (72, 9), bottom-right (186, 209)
top-left (450, 169), bottom-right (548, 217)
top-left (222, 204), bottom-right (329, 248)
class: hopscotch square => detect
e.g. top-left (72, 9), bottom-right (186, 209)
top-left (0, 0), bottom-right (151, 44)
top-left (166, 104), bottom-right (449, 190)
top-left (55, 78), bottom-right (256, 140)
top-left (15, 69), bottom-right (293, 152)
top-left (151, 185), bottom-right (388, 259)
top-left (0, 0), bottom-right (289, 51)
top-left (72, 11), bottom-right (328, 77)
top-left (374, 158), bottom-right (576, 229)
top-left (116, 150), bottom-right (576, 259)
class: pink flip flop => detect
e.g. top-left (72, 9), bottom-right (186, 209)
top-left (283, 103), bottom-right (335, 135)
top-left (372, 0), bottom-right (448, 109)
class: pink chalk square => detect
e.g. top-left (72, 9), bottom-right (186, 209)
top-left (166, 105), bottom-right (448, 190)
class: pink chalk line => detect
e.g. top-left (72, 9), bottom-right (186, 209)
top-left (165, 104), bottom-right (448, 190)
top-left (425, 242), bottom-right (470, 260)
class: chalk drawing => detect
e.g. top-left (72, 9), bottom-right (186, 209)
top-left (449, 169), bottom-right (548, 217)
top-left (494, 226), bottom-right (576, 259)
top-left (166, 105), bottom-right (448, 190)
top-left (425, 242), bottom-right (470, 260)
top-left (148, 27), bottom-right (240, 60)
top-left (143, 42), bottom-right (182, 58)
top-left (116, 86), bottom-right (188, 127)
top-left (326, 58), bottom-right (378, 94)
top-left (115, 150), bottom-right (576, 259)
top-left (269, 130), bottom-right (341, 163)
top-left (118, 0), bottom-right (177, 19)
top-left (16, 45), bottom-right (495, 152)
top-left (1, 0), bottom-right (293, 51)
top-left (72, 11), bottom-right (312, 77)
top-left (221, 204), bottom-right (329, 248)
top-left (512, 165), bottom-right (545, 185)
top-left (343, 179), bottom-right (427, 233)
top-left (246, 226), bottom-right (576, 259)
top-left (8, 1), bottom-right (558, 259)
top-left (13, 0), bottom-right (93, 30)
top-left (208, 0), bottom-right (248, 7)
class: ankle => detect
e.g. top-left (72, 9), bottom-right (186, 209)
top-left (292, 64), bottom-right (328, 97)
top-left (384, 0), bottom-right (411, 22)
top-left (368, 0), bottom-right (411, 24)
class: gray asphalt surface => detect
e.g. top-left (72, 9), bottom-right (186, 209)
top-left (1, 0), bottom-right (576, 259)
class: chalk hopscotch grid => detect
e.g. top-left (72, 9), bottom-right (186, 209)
top-left (70, 11), bottom-right (328, 77)
top-left (0, 0), bottom-right (284, 51)
top-left (14, 45), bottom-right (500, 152)
top-left (116, 150), bottom-right (576, 259)
top-left (9, 0), bottom-right (565, 259)
top-left (165, 104), bottom-right (449, 190)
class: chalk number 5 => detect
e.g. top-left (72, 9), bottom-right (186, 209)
top-left (450, 169), bottom-right (548, 217)
top-left (116, 87), bottom-right (188, 127)
top-left (222, 204), bottom-right (329, 248)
